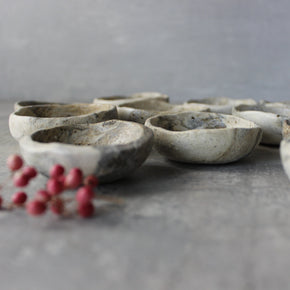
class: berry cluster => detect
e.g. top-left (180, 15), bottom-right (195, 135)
top-left (2, 154), bottom-right (119, 218)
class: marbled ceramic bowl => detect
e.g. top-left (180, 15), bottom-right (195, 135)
top-left (232, 102), bottom-right (290, 145)
top-left (280, 119), bottom-right (290, 181)
top-left (145, 112), bottom-right (262, 164)
top-left (9, 103), bottom-right (117, 140)
top-left (14, 101), bottom-right (66, 111)
top-left (93, 92), bottom-right (169, 106)
top-left (185, 97), bottom-right (256, 114)
top-left (19, 120), bottom-right (154, 183)
top-left (118, 99), bottom-right (207, 124)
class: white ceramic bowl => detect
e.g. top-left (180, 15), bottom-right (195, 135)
top-left (9, 103), bottom-right (117, 140)
top-left (118, 99), bottom-right (208, 124)
top-left (145, 111), bottom-right (262, 164)
top-left (232, 102), bottom-right (290, 145)
top-left (93, 92), bottom-right (169, 106)
top-left (185, 97), bottom-right (256, 114)
top-left (14, 100), bottom-right (67, 111)
top-left (19, 120), bottom-right (153, 183)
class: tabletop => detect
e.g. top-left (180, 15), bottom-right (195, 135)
top-left (1, 101), bottom-right (289, 290)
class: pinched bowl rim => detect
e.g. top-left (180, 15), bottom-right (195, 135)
top-left (19, 120), bottom-right (154, 182)
top-left (185, 97), bottom-right (256, 114)
top-left (145, 111), bottom-right (262, 164)
top-left (145, 111), bottom-right (261, 134)
top-left (14, 100), bottom-right (67, 111)
top-left (9, 103), bottom-right (118, 140)
top-left (93, 92), bottom-right (169, 106)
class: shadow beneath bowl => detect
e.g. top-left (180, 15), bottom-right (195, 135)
top-left (100, 162), bottom-right (186, 198)
top-left (166, 145), bottom-right (281, 171)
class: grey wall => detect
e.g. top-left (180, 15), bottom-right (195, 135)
top-left (1, 0), bottom-right (290, 103)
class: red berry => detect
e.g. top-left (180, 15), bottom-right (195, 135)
top-left (13, 173), bottom-right (29, 187)
top-left (7, 154), bottom-right (23, 171)
top-left (26, 200), bottom-right (46, 216)
top-left (64, 168), bottom-right (83, 189)
top-left (84, 175), bottom-right (99, 187)
top-left (35, 189), bottom-right (51, 202)
top-left (46, 178), bottom-right (64, 195)
top-left (22, 166), bottom-right (37, 179)
top-left (49, 164), bottom-right (65, 178)
top-left (57, 175), bottom-right (65, 184)
top-left (76, 186), bottom-right (94, 204)
top-left (50, 198), bottom-right (64, 215)
top-left (12, 191), bottom-right (27, 205)
top-left (0, 195), bottom-right (3, 208)
top-left (78, 201), bottom-right (94, 218)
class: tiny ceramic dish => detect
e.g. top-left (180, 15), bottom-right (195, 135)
top-left (93, 92), bottom-right (169, 106)
top-left (232, 102), bottom-right (290, 145)
top-left (185, 97), bottom-right (256, 114)
top-left (14, 100), bottom-right (67, 111)
top-left (280, 120), bottom-right (290, 181)
top-left (9, 103), bottom-right (117, 140)
top-left (118, 99), bottom-right (208, 124)
top-left (19, 120), bottom-right (153, 183)
top-left (145, 112), bottom-right (262, 164)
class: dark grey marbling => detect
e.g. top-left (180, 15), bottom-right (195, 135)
top-left (1, 0), bottom-right (290, 103)
top-left (1, 101), bottom-right (290, 290)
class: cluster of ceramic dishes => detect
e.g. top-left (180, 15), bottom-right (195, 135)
top-left (9, 92), bottom-right (290, 183)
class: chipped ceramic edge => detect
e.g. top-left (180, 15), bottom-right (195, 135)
top-left (117, 100), bottom-right (209, 124)
top-left (9, 103), bottom-right (117, 141)
top-left (145, 111), bottom-right (262, 164)
top-left (185, 97), bottom-right (257, 114)
top-left (93, 92), bottom-right (169, 106)
top-left (232, 103), bottom-right (290, 145)
top-left (18, 120), bottom-right (154, 183)
top-left (14, 101), bottom-right (67, 111)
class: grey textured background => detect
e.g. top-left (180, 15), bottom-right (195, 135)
top-left (1, 0), bottom-right (290, 103)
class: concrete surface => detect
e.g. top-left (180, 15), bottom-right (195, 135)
top-left (1, 101), bottom-right (290, 290)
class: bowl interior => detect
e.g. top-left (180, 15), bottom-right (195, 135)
top-left (31, 121), bottom-right (144, 146)
top-left (149, 112), bottom-right (256, 132)
top-left (16, 101), bottom-right (64, 107)
top-left (120, 100), bottom-right (174, 111)
top-left (187, 97), bottom-right (229, 106)
top-left (15, 104), bottom-right (112, 118)
top-left (97, 95), bottom-right (129, 101)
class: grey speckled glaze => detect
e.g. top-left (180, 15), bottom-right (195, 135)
top-left (9, 103), bottom-right (117, 140)
top-left (185, 97), bottom-right (256, 114)
top-left (19, 120), bottom-right (154, 183)
top-left (93, 92), bottom-right (169, 106)
top-left (280, 119), bottom-right (290, 181)
top-left (145, 112), bottom-right (262, 164)
top-left (232, 102), bottom-right (290, 145)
